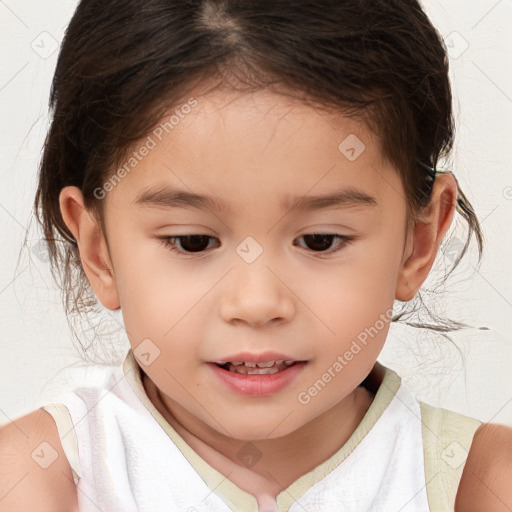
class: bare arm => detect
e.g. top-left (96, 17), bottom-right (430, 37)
top-left (0, 408), bottom-right (78, 512)
top-left (455, 422), bottom-right (512, 512)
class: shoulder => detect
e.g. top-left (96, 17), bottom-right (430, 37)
top-left (455, 421), bottom-right (512, 512)
top-left (0, 408), bottom-right (78, 512)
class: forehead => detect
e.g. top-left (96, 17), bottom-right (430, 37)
top-left (106, 88), bottom-right (404, 213)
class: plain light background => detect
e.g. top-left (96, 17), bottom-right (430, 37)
top-left (0, 0), bottom-right (511, 428)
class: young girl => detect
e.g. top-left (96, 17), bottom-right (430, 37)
top-left (1, 0), bottom-right (511, 511)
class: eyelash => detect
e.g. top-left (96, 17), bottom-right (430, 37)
top-left (158, 233), bottom-right (354, 257)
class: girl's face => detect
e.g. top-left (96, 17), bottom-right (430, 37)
top-left (101, 88), bottom-right (411, 440)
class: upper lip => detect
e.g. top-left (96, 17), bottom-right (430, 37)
top-left (211, 351), bottom-right (304, 364)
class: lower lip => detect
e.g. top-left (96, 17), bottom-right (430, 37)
top-left (208, 362), bottom-right (307, 397)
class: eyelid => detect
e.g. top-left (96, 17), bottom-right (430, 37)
top-left (158, 234), bottom-right (220, 257)
top-left (294, 234), bottom-right (355, 257)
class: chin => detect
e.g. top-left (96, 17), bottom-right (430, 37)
top-left (218, 416), bottom-right (302, 442)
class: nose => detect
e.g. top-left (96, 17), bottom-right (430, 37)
top-left (219, 258), bottom-right (295, 328)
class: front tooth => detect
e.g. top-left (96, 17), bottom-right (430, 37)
top-left (227, 364), bottom-right (281, 374)
top-left (256, 367), bottom-right (279, 374)
top-left (256, 361), bottom-right (275, 368)
top-left (244, 362), bottom-right (257, 368)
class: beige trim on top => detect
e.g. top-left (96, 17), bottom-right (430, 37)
top-left (40, 402), bottom-right (82, 485)
top-left (122, 349), bottom-right (401, 512)
top-left (420, 401), bottom-right (482, 511)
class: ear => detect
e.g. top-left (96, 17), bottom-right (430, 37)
top-left (59, 186), bottom-right (120, 310)
top-left (395, 173), bottom-right (458, 301)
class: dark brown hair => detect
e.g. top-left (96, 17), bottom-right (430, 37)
top-left (33, 0), bottom-right (484, 362)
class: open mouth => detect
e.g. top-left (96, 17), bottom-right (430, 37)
top-left (214, 360), bottom-right (300, 375)
top-left (209, 358), bottom-right (308, 396)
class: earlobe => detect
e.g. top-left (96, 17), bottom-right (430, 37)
top-left (59, 186), bottom-right (120, 310)
top-left (395, 173), bottom-right (458, 302)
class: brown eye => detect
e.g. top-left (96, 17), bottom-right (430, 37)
top-left (294, 234), bottom-right (352, 254)
top-left (161, 235), bottom-right (219, 254)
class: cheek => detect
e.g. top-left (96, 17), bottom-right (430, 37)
top-left (113, 246), bottom-right (220, 363)
top-left (110, 237), bottom-right (185, 339)
top-left (300, 248), bottom-right (398, 325)
top-left (293, 235), bottom-right (400, 359)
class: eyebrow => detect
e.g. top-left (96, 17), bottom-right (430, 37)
top-left (134, 186), bottom-right (378, 212)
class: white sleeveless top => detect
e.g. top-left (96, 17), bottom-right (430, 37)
top-left (41, 349), bottom-right (481, 512)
